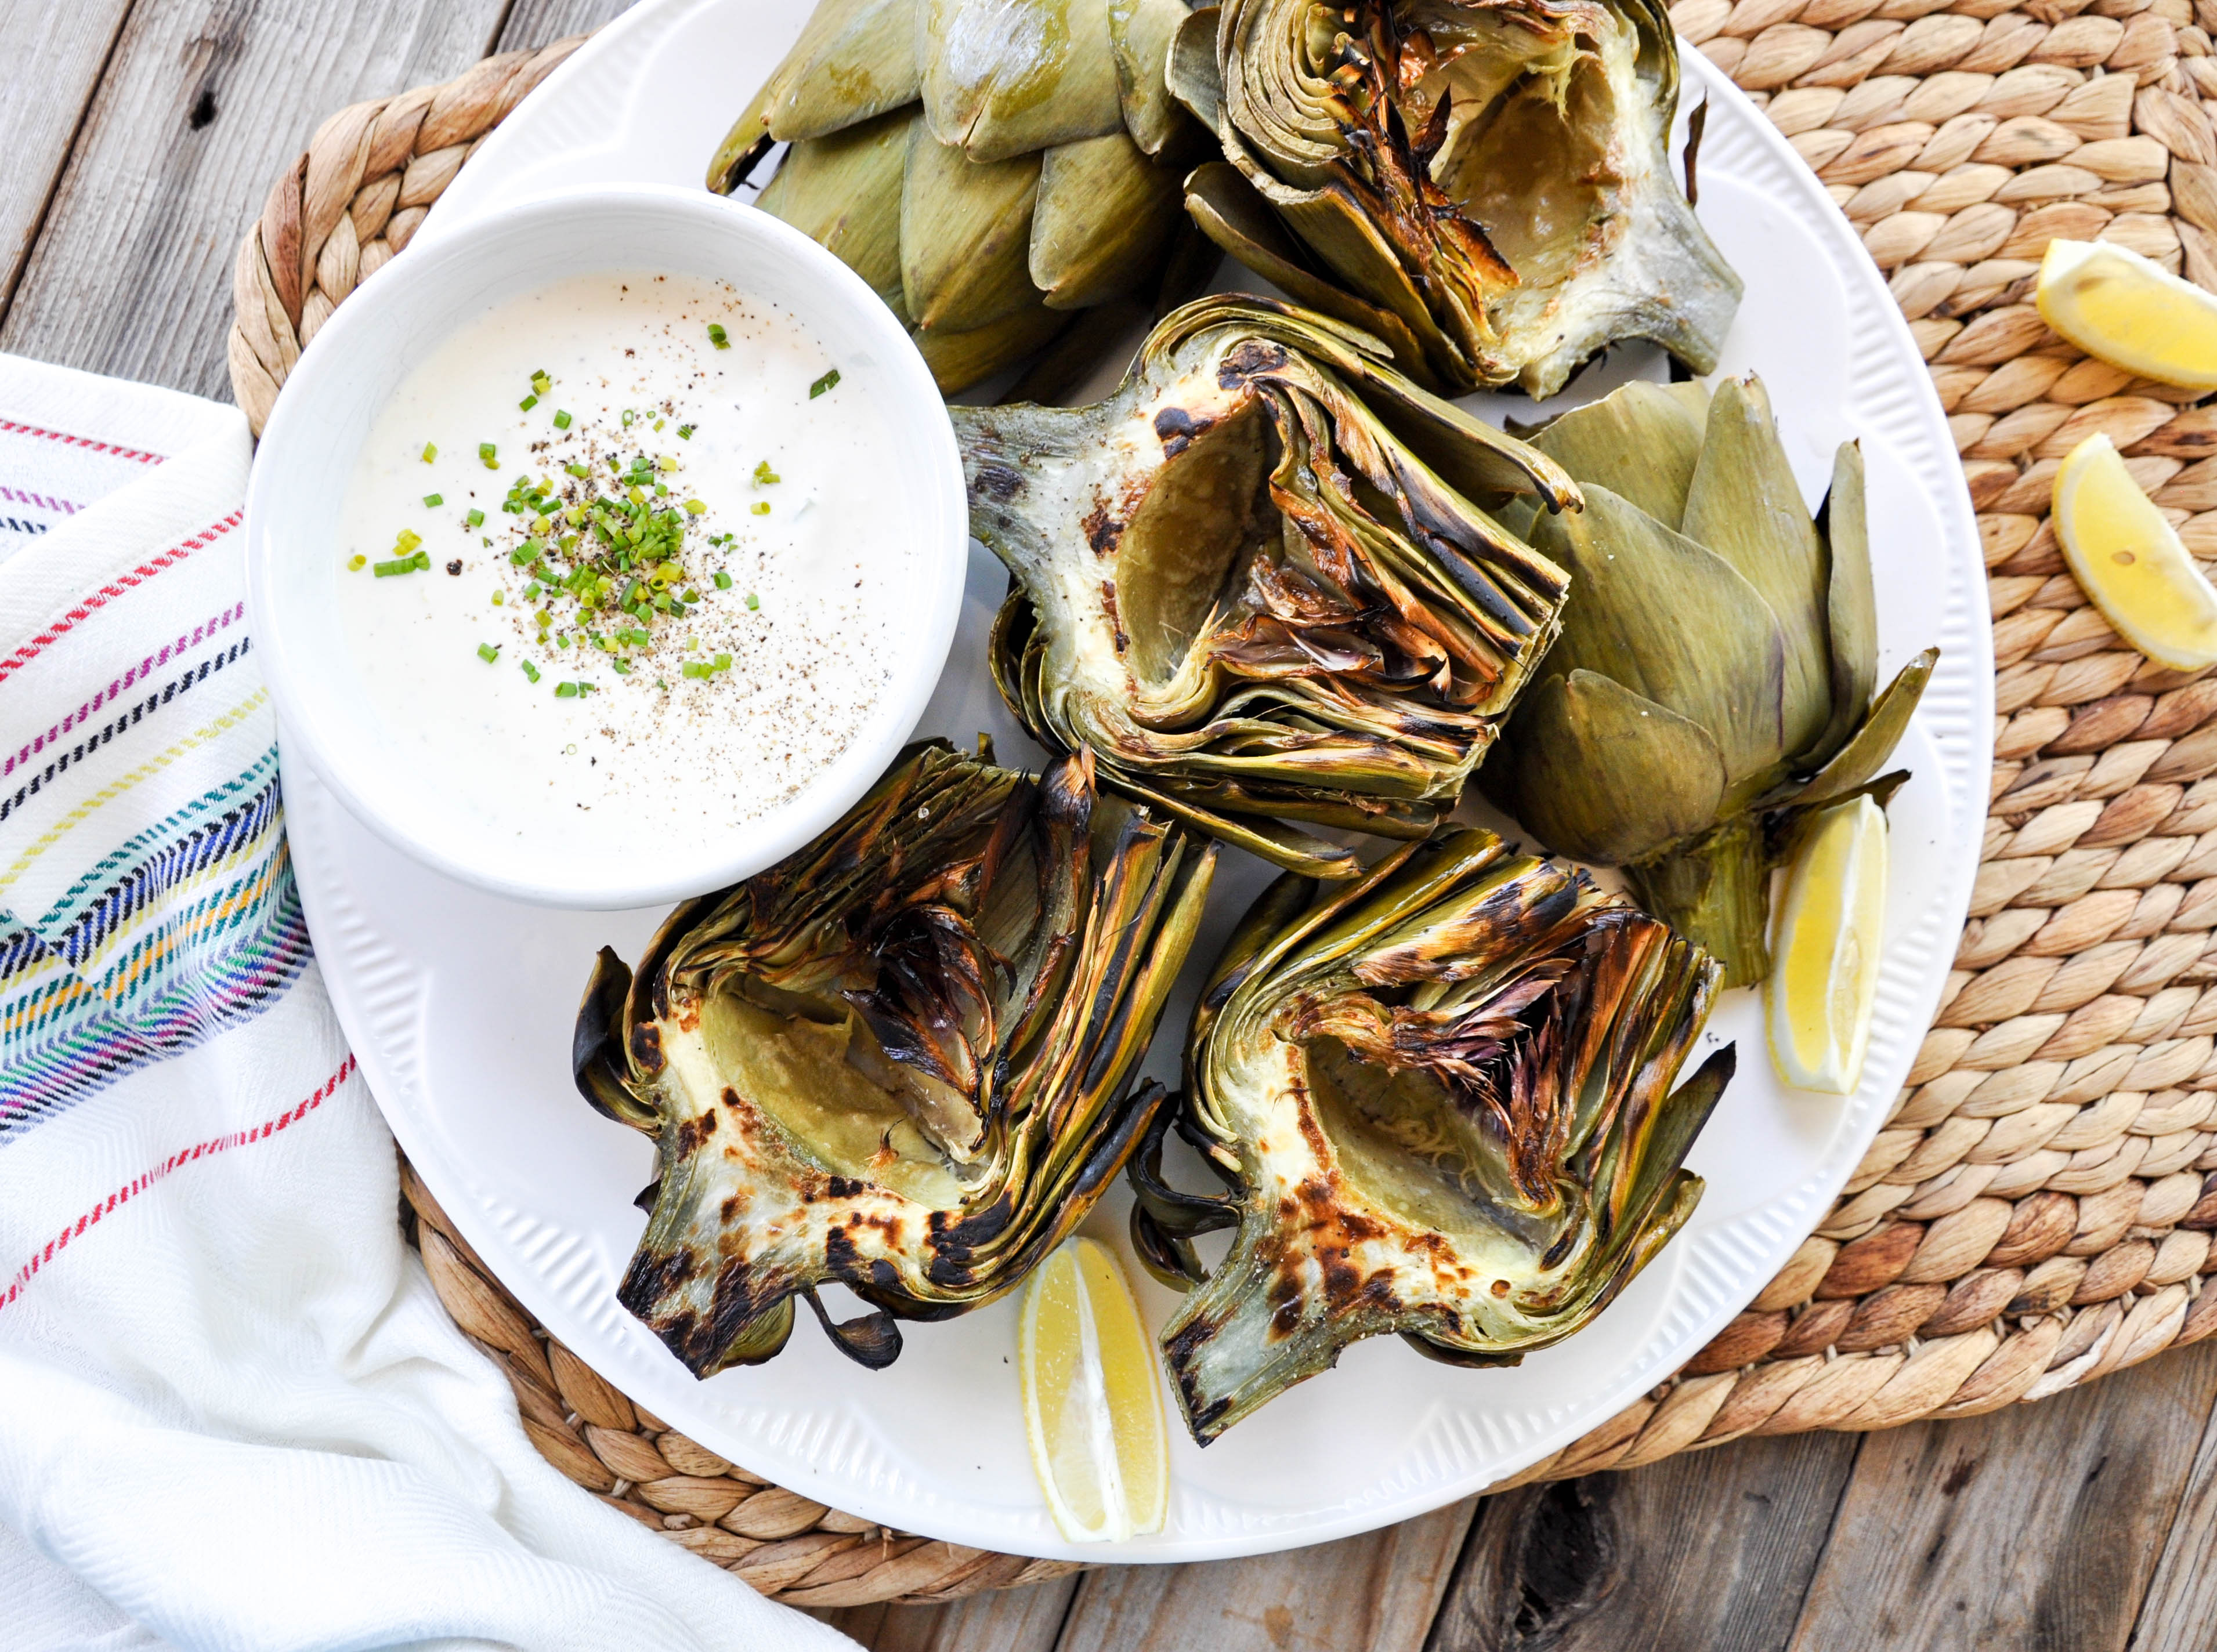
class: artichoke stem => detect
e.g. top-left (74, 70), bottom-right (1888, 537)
top-left (1629, 816), bottom-right (1771, 989)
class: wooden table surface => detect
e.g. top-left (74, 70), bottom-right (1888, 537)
top-left (12, 3), bottom-right (2217, 1647)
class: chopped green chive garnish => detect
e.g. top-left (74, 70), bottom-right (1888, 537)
top-left (553, 410), bottom-right (573, 431)
top-left (708, 324), bottom-right (730, 349)
top-left (657, 455), bottom-right (679, 473)
top-left (347, 554), bottom-right (367, 572)
top-left (491, 591), bottom-right (504, 606)
top-left (566, 462), bottom-right (591, 479)
top-left (480, 443), bottom-right (499, 469)
top-left (621, 409), bottom-right (635, 428)
top-left (423, 492), bottom-right (443, 508)
top-left (395, 528), bottom-right (422, 555)
top-left (810, 367), bottom-right (840, 398)
top-left (713, 570), bottom-right (733, 590)
top-left (465, 508), bottom-right (484, 528)
top-left (683, 498), bottom-right (707, 515)
top-left (477, 643), bottom-right (500, 664)
top-left (522, 661), bottom-right (541, 684)
top-left (751, 501), bottom-right (771, 516)
top-left (519, 394), bottom-right (539, 412)
top-left (677, 424), bottom-right (695, 440)
top-left (372, 551), bottom-right (431, 578)
top-left (745, 592), bottom-right (760, 611)
top-left (421, 443), bottom-right (437, 463)
top-left (531, 370), bottom-right (552, 396)
top-left (714, 652), bottom-right (732, 670)
top-left (554, 682), bottom-right (579, 699)
top-left (753, 460), bottom-right (780, 486)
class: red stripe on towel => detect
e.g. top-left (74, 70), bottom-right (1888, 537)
top-left (0, 1053), bottom-right (357, 1316)
top-left (0, 420), bottom-right (164, 465)
top-left (0, 510), bottom-right (241, 690)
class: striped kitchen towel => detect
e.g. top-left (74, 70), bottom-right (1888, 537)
top-left (0, 353), bottom-right (851, 1652)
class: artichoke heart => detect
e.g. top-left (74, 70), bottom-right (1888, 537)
top-left (573, 741), bottom-right (1216, 1376)
top-left (1173, 0), bottom-right (1744, 396)
top-left (1133, 825), bottom-right (1734, 1442)
top-left (713, 0), bottom-right (1203, 394)
top-left (957, 294), bottom-right (1578, 881)
top-left (1484, 375), bottom-right (1940, 986)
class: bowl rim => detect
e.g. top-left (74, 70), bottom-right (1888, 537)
top-left (244, 180), bottom-right (969, 911)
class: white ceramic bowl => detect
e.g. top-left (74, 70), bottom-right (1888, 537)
top-left (245, 183), bottom-right (968, 909)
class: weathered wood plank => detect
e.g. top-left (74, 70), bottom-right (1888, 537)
top-left (2121, 1345), bottom-right (2217, 1652)
top-left (1051, 1498), bottom-right (1478, 1652)
top-left (0, 0), bottom-right (134, 314)
top-left (1424, 1432), bottom-right (1861, 1652)
top-left (1789, 1344), bottom-right (2217, 1652)
top-left (493, 0), bottom-right (635, 53)
top-left (821, 1574), bottom-right (1079, 1651)
top-left (0, 0), bottom-right (511, 398)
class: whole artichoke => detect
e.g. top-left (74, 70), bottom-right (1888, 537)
top-left (1167, 0), bottom-right (1744, 396)
top-left (956, 293), bottom-right (1579, 880)
top-left (1130, 825), bottom-right (1733, 1441)
top-left (1482, 375), bottom-right (1938, 986)
top-left (710, 0), bottom-right (1208, 394)
top-left (572, 740), bottom-right (1216, 1375)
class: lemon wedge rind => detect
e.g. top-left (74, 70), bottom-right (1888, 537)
top-left (2036, 238), bottom-right (2217, 392)
top-left (2052, 432), bottom-right (2217, 673)
top-left (1767, 794), bottom-right (1889, 1096)
top-left (1019, 1237), bottom-right (1169, 1544)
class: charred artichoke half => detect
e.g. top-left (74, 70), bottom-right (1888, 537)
top-left (709, 0), bottom-right (1210, 394)
top-left (956, 294), bottom-right (1577, 881)
top-left (1167, 0), bottom-right (1743, 396)
top-left (1482, 375), bottom-right (1938, 987)
top-left (573, 740), bottom-right (1216, 1376)
top-left (1130, 826), bottom-right (1733, 1442)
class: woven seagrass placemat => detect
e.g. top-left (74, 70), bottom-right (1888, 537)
top-left (227, 0), bottom-right (2217, 1605)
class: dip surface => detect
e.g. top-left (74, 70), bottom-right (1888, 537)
top-left (339, 270), bottom-right (903, 852)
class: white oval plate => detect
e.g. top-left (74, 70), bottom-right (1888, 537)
top-left (283, 0), bottom-right (1992, 1563)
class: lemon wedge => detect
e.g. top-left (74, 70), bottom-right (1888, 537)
top-left (2035, 239), bottom-right (2217, 390)
top-left (2053, 433), bottom-right (2217, 671)
top-left (1767, 794), bottom-right (1889, 1095)
top-left (1019, 1237), bottom-right (1167, 1542)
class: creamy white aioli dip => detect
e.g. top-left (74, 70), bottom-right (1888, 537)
top-left (338, 271), bottom-right (906, 856)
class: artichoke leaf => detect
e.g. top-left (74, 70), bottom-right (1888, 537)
top-left (1111, 0), bottom-right (1196, 154)
top-left (764, 0), bottom-right (923, 142)
top-left (1499, 670), bottom-right (1728, 868)
top-left (1182, 162), bottom-right (1438, 380)
top-left (914, 301), bottom-right (1071, 397)
top-left (1811, 439), bottom-right (1880, 768)
top-left (755, 107), bottom-right (914, 318)
top-left (576, 742), bottom-right (1217, 1376)
top-left (921, 0), bottom-right (1126, 163)
top-left (1030, 131), bottom-right (1185, 310)
top-left (1788, 646), bottom-right (1938, 813)
top-left (1528, 485), bottom-right (1789, 806)
top-left (1166, 3), bottom-right (1226, 135)
top-left (1149, 828), bottom-right (1730, 1440)
top-left (1530, 381), bottom-right (1706, 532)
top-left (1682, 378), bottom-right (1833, 765)
top-left (902, 121), bottom-right (1044, 332)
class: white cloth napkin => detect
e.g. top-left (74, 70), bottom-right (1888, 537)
top-left (0, 353), bottom-right (852, 1652)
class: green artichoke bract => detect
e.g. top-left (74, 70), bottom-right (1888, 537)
top-left (708, 0), bottom-right (1207, 394)
top-left (956, 294), bottom-right (1578, 880)
top-left (1483, 375), bottom-right (1939, 987)
top-left (572, 740), bottom-right (1216, 1375)
top-left (1130, 825), bottom-right (1733, 1442)
top-left (1167, 0), bottom-right (1744, 396)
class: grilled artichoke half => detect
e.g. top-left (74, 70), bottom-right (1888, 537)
top-left (708, 0), bottom-right (1210, 394)
top-left (956, 294), bottom-right (1578, 881)
top-left (1130, 825), bottom-right (1733, 1442)
top-left (1482, 375), bottom-right (1939, 987)
top-left (1167, 0), bottom-right (1743, 396)
top-left (573, 740), bottom-right (1216, 1376)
